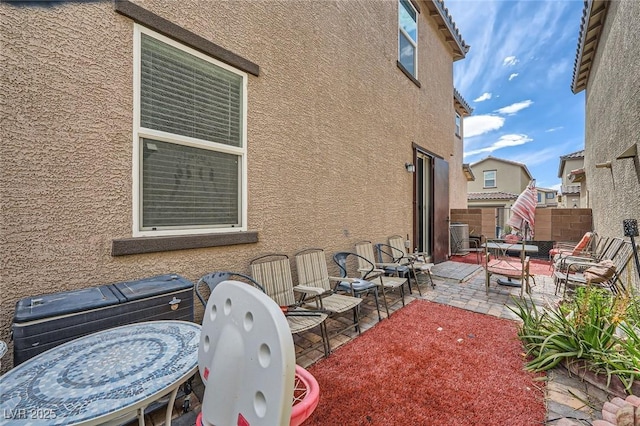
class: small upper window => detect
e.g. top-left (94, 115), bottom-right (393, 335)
top-left (546, 192), bottom-right (555, 199)
top-left (537, 193), bottom-right (543, 203)
top-left (455, 113), bottom-right (461, 137)
top-left (483, 170), bottom-right (496, 188)
top-left (398, 0), bottom-right (417, 77)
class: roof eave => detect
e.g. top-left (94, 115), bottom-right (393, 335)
top-left (424, 0), bottom-right (470, 61)
top-left (571, 0), bottom-right (609, 93)
top-left (454, 88), bottom-right (473, 115)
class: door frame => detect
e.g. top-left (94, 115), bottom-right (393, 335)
top-left (412, 143), bottom-right (448, 262)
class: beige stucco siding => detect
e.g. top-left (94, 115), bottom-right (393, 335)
top-left (467, 158), bottom-right (529, 194)
top-left (0, 0), bottom-right (459, 369)
top-left (583, 0), bottom-right (640, 238)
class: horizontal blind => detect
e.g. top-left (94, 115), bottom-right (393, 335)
top-left (140, 34), bottom-right (243, 147)
top-left (142, 139), bottom-right (240, 228)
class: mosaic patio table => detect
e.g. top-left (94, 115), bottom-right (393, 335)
top-left (0, 320), bottom-right (200, 425)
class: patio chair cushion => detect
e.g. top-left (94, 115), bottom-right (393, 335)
top-left (583, 260), bottom-right (616, 283)
top-left (486, 259), bottom-right (523, 279)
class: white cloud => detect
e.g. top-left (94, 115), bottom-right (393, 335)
top-left (508, 73), bottom-right (519, 81)
top-left (503, 56), bottom-right (519, 66)
top-left (545, 127), bottom-right (564, 132)
top-left (473, 92), bottom-right (492, 102)
top-left (463, 115), bottom-right (505, 138)
top-left (549, 183), bottom-right (562, 191)
top-left (547, 60), bottom-right (570, 82)
top-left (494, 100), bottom-right (533, 115)
top-left (464, 134), bottom-right (533, 157)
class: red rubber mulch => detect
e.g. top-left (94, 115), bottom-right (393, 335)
top-left (304, 300), bottom-right (545, 425)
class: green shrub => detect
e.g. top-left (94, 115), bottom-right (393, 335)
top-left (509, 288), bottom-right (640, 392)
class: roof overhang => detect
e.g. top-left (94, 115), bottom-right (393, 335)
top-left (423, 0), bottom-right (470, 62)
top-left (572, 0), bottom-right (609, 93)
top-left (569, 168), bottom-right (586, 183)
top-left (454, 88), bottom-right (473, 115)
top-left (462, 163), bottom-right (475, 181)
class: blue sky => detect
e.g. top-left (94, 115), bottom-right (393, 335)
top-left (445, 0), bottom-right (586, 191)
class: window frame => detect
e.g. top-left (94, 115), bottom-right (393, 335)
top-left (546, 192), bottom-right (555, 199)
top-left (398, 0), bottom-right (418, 78)
top-left (455, 113), bottom-right (461, 137)
top-left (132, 24), bottom-right (248, 237)
top-left (483, 170), bottom-right (496, 188)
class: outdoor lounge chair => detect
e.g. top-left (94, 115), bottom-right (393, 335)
top-left (549, 232), bottom-right (594, 261)
top-left (552, 237), bottom-right (621, 284)
top-left (354, 241), bottom-right (409, 310)
top-left (554, 241), bottom-right (634, 296)
top-left (333, 251), bottom-right (385, 321)
top-left (242, 257), bottom-right (331, 357)
top-left (484, 239), bottom-right (531, 297)
top-left (387, 235), bottom-right (435, 292)
top-left (293, 248), bottom-right (364, 339)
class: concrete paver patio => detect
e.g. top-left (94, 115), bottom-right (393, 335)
top-left (291, 260), bottom-right (608, 426)
top-left (162, 258), bottom-right (610, 426)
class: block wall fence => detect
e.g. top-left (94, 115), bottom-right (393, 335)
top-left (450, 208), bottom-right (593, 242)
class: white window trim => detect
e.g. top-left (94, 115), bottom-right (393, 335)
top-left (132, 24), bottom-right (248, 237)
top-left (398, 0), bottom-right (418, 78)
top-left (455, 113), bottom-right (461, 137)
top-left (483, 170), bottom-right (496, 188)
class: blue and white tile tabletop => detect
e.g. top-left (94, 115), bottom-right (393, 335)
top-left (1, 321), bottom-right (200, 425)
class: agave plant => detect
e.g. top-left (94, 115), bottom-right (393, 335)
top-left (508, 287), bottom-right (640, 392)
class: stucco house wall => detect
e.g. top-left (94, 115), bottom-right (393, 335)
top-left (449, 94), bottom-right (471, 209)
top-left (581, 0), bottom-right (640, 238)
top-left (449, 127), bottom-right (466, 209)
top-left (559, 157), bottom-right (585, 208)
top-left (467, 158), bottom-right (530, 194)
top-left (0, 0), bottom-right (465, 370)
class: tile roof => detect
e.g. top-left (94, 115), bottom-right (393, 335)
top-left (560, 150), bottom-right (585, 160)
top-left (468, 191), bottom-right (519, 201)
top-left (424, 0), bottom-right (470, 61)
top-left (572, 0), bottom-right (609, 93)
top-left (454, 88), bottom-right (473, 115)
top-left (557, 150), bottom-right (585, 177)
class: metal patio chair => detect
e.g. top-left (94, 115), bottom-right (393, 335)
top-left (245, 256), bottom-right (331, 358)
top-left (484, 239), bottom-right (532, 297)
top-left (333, 251), bottom-right (385, 321)
top-left (554, 241), bottom-right (634, 297)
top-left (354, 241), bottom-right (409, 311)
top-left (387, 235), bottom-right (436, 292)
top-left (293, 248), bottom-right (364, 343)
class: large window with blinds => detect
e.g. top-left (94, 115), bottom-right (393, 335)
top-left (133, 26), bottom-right (247, 236)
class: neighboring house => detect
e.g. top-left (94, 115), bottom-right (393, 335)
top-left (0, 0), bottom-right (469, 368)
top-left (535, 187), bottom-right (559, 208)
top-left (450, 88), bottom-right (473, 209)
top-left (557, 150), bottom-right (586, 208)
top-left (571, 0), bottom-right (640, 238)
top-left (467, 156), bottom-right (533, 200)
top-left (467, 156), bottom-right (534, 236)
